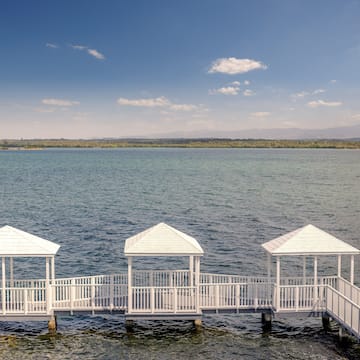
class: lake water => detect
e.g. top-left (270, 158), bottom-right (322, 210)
top-left (0, 148), bottom-right (359, 359)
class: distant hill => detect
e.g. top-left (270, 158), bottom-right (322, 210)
top-left (148, 124), bottom-right (360, 140)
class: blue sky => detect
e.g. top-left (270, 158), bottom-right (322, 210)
top-left (1, 0), bottom-right (360, 138)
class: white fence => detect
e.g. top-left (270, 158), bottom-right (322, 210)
top-left (0, 272), bottom-right (359, 338)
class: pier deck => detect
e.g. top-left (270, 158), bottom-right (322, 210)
top-left (0, 272), bottom-right (359, 339)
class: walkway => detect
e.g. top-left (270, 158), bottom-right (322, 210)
top-left (1, 271), bottom-right (359, 339)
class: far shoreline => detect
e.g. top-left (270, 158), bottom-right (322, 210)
top-left (1, 138), bottom-right (360, 150)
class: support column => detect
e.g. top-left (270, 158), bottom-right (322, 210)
top-left (322, 314), bottom-right (330, 332)
top-left (337, 255), bottom-right (342, 278)
top-left (2, 257), bottom-right (6, 315)
top-left (194, 256), bottom-right (201, 313)
top-left (189, 256), bottom-right (194, 286)
top-left (276, 256), bottom-right (280, 310)
top-left (313, 256), bottom-right (318, 305)
top-left (267, 253), bottom-right (271, 301)
top-left (51, 256), bottom-right (55, 284)
top-left (48, 315), bottom-right (57, 333)
top-left (261, 312), bottom-right (272, 330)
top-left (127, 257), bottom-right (133, 313)
top-left (193, 318), bottom-right (202, 330)
top-left (302, 256), bottom-right (306, 285)
top-left (350, 255), bottom-right (354, 285)
top-left (9, 257), bottom-right (14, 287)
top-left (46, 257), bottom-right (51, 314)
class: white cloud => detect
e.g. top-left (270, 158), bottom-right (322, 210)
top-left (71, 44), bottom-right (87, 50)
top-left (330, 79), bottom-right (337, 84)
top-left (351, 114), bottom-right (360, 119)
top-left (117, 96), bottom-right (170, 107)
top-left (243, 89), bottom-right (255, 96)
top-left (46, 43), bottom-right (58, 49)
top-left (87, 48), bottom-right (105, 60)
top-left (33, 107), bottom-right (55, 113)
top-left (230, 81), bottom-right (240, 86)
top-left (292, 91), bottom-right (309, 98)
top-left (169, 104), bottom-right (197, 111)
top-left (307, 100), bottom-right (342, 108)
top-left (312, 89), bottom-right (326, 95)
top-left (42, 98), bottom-right (80, 107)
top-left (251, 111), bottom-right (270, 117)
top-left (208, 57), bottom-right (268, 74)
top-left (210, 86), bottom-right (240, 96)
top-left (117, 96), bottom-right (201, 112)
top-left (70, 44), bottom-right (105, 60)
top-left (244, 80), bottom-right (250, 86)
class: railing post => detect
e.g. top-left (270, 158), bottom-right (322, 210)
top-left (236, 284), bottom-right (240, 308)
top-left (295, 286), bottom-right (299, 311)
top-left (215, 285), bottom-right (220, 308)
top-left (150, 287), bottom-right (155, 313)
top-left (109, 275), bottom-right (114, 310)
top-left (2, 257), bottom-right (6, 315)
top-left (70, 279), bottom-right (74, 315)
top-left (173, 287), bottom-right (177, 313)
top-left (24, 288), bottom-right (28, 315)
top-left (91, 277), bottom-right (95, 312)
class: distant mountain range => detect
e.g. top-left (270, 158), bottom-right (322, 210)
top-left (148, 124), bottom-right (360, 140)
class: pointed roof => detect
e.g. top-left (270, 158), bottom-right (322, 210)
top-left (262, 224), bottom-right (360, 256)
top-left (124, 222), bottom-right (204, 256)
top-left (0, 225), bottom-right (60, 256)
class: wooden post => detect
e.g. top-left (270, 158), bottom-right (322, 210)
top-left (303, 256), bottom-right (306, 285)
top-left (189, 256), bottom-right (194, 286)
top-left (48, 315), bottom-right (57, 333)
top-left (195, 256), bottom-right (201, 313)
top-left (276, 256), bottom-right (280, 310)
top-left (313, 256), bottom-right (318, 306)
top-left (350, 255), bottom-right (354, 285)
top-left (9, 257), bottom-right (14, 287)
top-left (51, 256), bottom-right (55, 284)
top-left (128, 257), bottom-right (133, 313)
top-left (2, 257), bottom-right (6, 315)
top-left (267, 253), bottom-right (271, 301)
top-left (46, 257), bottom-right (51, 314)
top-left (337, 255), bottom-right (342, 278)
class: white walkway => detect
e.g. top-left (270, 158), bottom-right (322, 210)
top-left (0, 271), bottom-right (359, 339)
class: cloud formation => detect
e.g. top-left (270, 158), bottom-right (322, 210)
top-left (70, 44), bottom-right (105, 60)
top-left (251, 111), bottom-right (270, 117)
top-left (307, 100), bottom-right (342, 108)
top-left (209, 57), bottom-right (267, 74)
top-left (42, 98), bottom-right (80, 106)
top-left (243, 89), bottom-right (255, 96)
top-left (209, 86), bottom-right (240, 95)
top-left (46, 43), bottom-right (58, 48)
top-left (117, 96), bottom-right (201, 112)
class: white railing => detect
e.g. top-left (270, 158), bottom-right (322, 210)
top-left (52, 282), bottom-right (128, 312)
top-left (199, 282), bottom-right (272, 309)
top-left (337, 277), bottom-right (360, 306)
top-left (130, 286), bottom-right (197, 313)
top-left (132, 270), bottom-right (191, 287)
top-left (0, 287), bottom-right (47, 314)
top-left (274, 284), bottom-right (327, 312)
top-left (326, 285), bottom-right (360, 338)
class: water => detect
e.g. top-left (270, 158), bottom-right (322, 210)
top-left (0, 148), bottom-right (359, 359)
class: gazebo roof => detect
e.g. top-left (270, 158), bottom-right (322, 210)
top-left (124, 222), bottom-right (204, 257)
top-left (262, 224), bottom-right (360, 256)
top-left (0, 225), bottom-right (60, 256)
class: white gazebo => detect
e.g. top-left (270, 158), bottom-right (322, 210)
top-left (0, 225), bottom-right (60, 315)
top-left (124, 222), bottom-right (204, 315)
top-left (262, 224), bottom-right (360, 310)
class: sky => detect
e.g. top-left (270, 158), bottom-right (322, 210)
top-left (1, 0), bottom-right (360, 138)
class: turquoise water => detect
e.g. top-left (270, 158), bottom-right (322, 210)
top-left (0, 148), bottom-right (359, 359)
